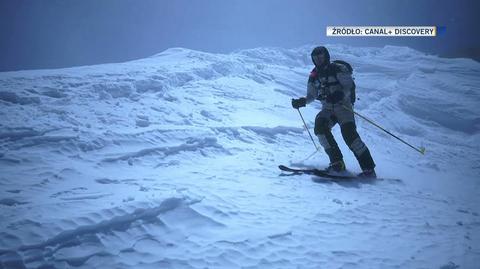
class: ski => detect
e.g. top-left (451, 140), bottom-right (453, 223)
top-left (278, 165), bottom-right (359, 179)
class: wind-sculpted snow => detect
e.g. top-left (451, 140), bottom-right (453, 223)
top-left (0, 45), bottom-right (479, 268)
top-left (101, 137), bottom-right (226, 163)
top-left (0, 197), bottom-right (227, 268)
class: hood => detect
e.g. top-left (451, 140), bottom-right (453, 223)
top-left (311, 46), bottom-right (330, 68)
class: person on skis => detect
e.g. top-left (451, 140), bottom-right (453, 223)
top-left (291, 46), bottom-right (376, 178)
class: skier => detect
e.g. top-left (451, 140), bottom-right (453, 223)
top-left (291, 46), bottom-right (376, 178)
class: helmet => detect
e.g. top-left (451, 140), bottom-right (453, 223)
top-left (311, 46), bottom-right (330, 67)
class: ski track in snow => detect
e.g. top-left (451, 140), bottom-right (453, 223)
top-left (0, 45), bottom-right (479, 268)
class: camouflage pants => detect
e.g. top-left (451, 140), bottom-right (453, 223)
top-left (314, 105), bottom-right (375, 170)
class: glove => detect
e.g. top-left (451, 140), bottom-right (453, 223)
top-left (326, 91), bottom-right (344, 104)
top-left (292, 97), bottom-right (307, 109)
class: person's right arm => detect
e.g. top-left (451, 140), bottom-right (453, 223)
top-left (292, 69), bottom-right (317, 109)
top-left (305, 79), bottom-right (317, 104)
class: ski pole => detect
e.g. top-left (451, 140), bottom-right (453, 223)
top-left (342, 105), bottom-right (425, 155)
top-left (296, 108), bottom-right (319, 150)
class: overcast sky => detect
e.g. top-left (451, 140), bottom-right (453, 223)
top-left (0, 0), bottom-right (478, 71)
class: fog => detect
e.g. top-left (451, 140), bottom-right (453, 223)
top-left (0, 0), bottom-right (478, 71)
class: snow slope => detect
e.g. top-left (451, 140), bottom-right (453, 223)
top-left (0, 44), bottom-right (479, 268)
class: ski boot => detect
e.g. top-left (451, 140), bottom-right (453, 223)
top-left (325, 160), bottom-right (346, 173)
top-left (357, 169), bottom-right (377, 179)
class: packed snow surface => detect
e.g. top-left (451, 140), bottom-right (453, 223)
top-left (0, 44), bottom-right (479, 268)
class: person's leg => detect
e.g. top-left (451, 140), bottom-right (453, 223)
top-left (314, 109), bottom-right (343, 165)
top-left (335, 105), bottom-right (375, 171)
top-left (340, 122), bottom-right (375, 170)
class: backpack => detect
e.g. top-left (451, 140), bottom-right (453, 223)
top-left (331, 60), bottom-right (356, 104)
